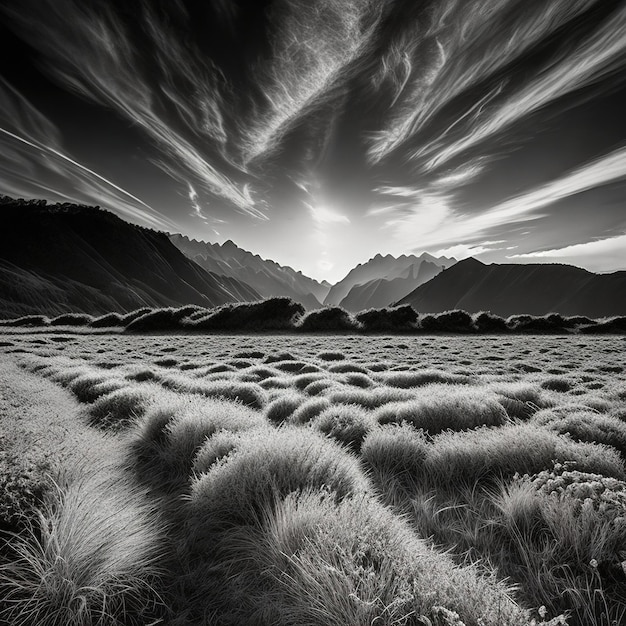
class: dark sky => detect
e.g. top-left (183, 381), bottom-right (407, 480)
top-left (1, 0), bottom-right (625, 281)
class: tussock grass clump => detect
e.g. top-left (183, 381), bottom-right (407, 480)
top-left (67, 370), bottom-right (121, 403)
top-left (195, 489), bottom-right (528, 626)
top-left (128, 396), bottom-right (263, 496)
top-left (49, 313), bottom-right (94, 326)
top-left (0, 468), bottom-right (166, 626)
top-left (361, 424), bottom-right (430, 498)
top-left (303, 378), bottom-right (341, 395)
top-left (327, 362), bottom-right (370, 374)
top-left (327, 386), bottom-right (416, 409)
top-left (535, 410), bottom-right (626, 459)
top-left (424, 423), bottom-right (625, 491)
top-left (288, 397), bottom-right (332, 424)
top-left (296, 307), bottom-right (360, 332)
top-left (273, 360), bottom-right (321, 374)
top-left (540, 376), bottom-right (574, 392)
top-left (355, 305), bottom-right (418, 332)
top-left (317, 351), bottom-right (345, 361)
top-left (373, 385), bottom-right (508, 435)
top-left (189, 426), bottom-right (370, 530)
top-left (490, 381), bottom-right (547, 420)
top-left (159, 373), bottom-right (268, 409)
top-left (313, 404), bottom-right (373, 451)
top-left (265, 392), bottom-right (307, 425)
top-left (88, 312), bottom-right (124, 328)
top-left (376, 369), bottom-right (470, 388)
top-left (342, 372), bottom-right (374, 388)
top-left (88, 382), bottom-right (166, 431)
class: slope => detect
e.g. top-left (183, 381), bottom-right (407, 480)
top-left (325, 253), bottom-right (454, 307)
top-left (170, 234), bottom-right (330, 309)
top-left (398, 257), bottom-right (626, 317)
top-left (0, 198), bottom-right (260, 317)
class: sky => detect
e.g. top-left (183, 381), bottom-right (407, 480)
top-left (1, 0), bottom-right (625, 283)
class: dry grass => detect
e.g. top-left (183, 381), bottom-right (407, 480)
top-left (2, 332), bottom-right (625, 625)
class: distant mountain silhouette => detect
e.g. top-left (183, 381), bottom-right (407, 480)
top-left (170, 234), bottom-right (330, 309)
top-left (325, 253), bottom-right (454, 309)
top-left (0, 197), bottom-right (260, 317)
top-left (397, 257), bottom-right (626, 317)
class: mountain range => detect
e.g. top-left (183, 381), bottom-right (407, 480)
top-left (170, 234), bottom-right (330, 310)
top-left (0, 197), bottom-right (624, 319)
top-left (398, 257), bottom-right (626, 318)
top-left (324, 252), bottom-right (454, 311)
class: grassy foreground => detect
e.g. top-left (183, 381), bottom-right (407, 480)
top-left (1, 332), bottom-right (625, 625)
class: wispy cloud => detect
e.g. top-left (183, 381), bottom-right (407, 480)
top-left (0, 78), bottom-right (176, 230)
top-left (379, 147), bottom-right (626, 252)
top-left (508, 233), bottom-right (626, 272)
top-left (1, 0), bottom-right (625, 273)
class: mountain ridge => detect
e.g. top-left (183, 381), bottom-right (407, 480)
top-left (0, 197), bottom-right (261, 317)
top-left (170, 234), bottom-right (330, 309)
top-left (397, 257), bottom-right (626, 317)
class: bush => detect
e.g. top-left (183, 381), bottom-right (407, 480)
top-left (507, 314), bottom-right (568, 333)
top-left (580, 316), bottom-right (626, 334)
top-left (185, 298), bottom-right (304, 331)
top-left (472, 311), bottom-right (508, 333)
top-left (419, 310), bottom-right (475, 333)
top-left (2, 315), bottom-right (50, 327)
top-left (296, 307), bottom-right (360, 332)
top-left (355, 305), bottom-right (418, 332)
top-left (89, 312), bottom-right (124, 328)
top-left (125, 306), bottom-right (205, 332)
top-left (49, 313), bottom-right (94, 326)
top-left (494, 466), bottom-right (626, 622)
top-left (120, 307), bottom-right (153, 324)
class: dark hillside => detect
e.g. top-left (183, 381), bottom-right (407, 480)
top-left (0, 198), bottom-right (260, 317)
top-left (398, 257), bottom-right (626, 317)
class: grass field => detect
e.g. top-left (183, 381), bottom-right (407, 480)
top-left (1, 331), bottom-right (625, 625)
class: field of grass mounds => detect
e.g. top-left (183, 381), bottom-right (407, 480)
top-left (1, 298), bottom-right (625, 334)
top-left (1, 331), bottom-right (625, 624)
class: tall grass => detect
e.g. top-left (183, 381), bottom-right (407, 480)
top-left (0, 466), bottom-right (166, 626)
top-left (180, 489), bottom-right (529, 625)
top-left (373, 385), bottom-right (508, 435)
top-left (188, 426), bottom-right (370, 530)
top-left (127, 395), bottom-right (264, 497)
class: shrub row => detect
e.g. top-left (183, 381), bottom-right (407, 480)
top-left (1, 299), bottom-right (623, 333)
